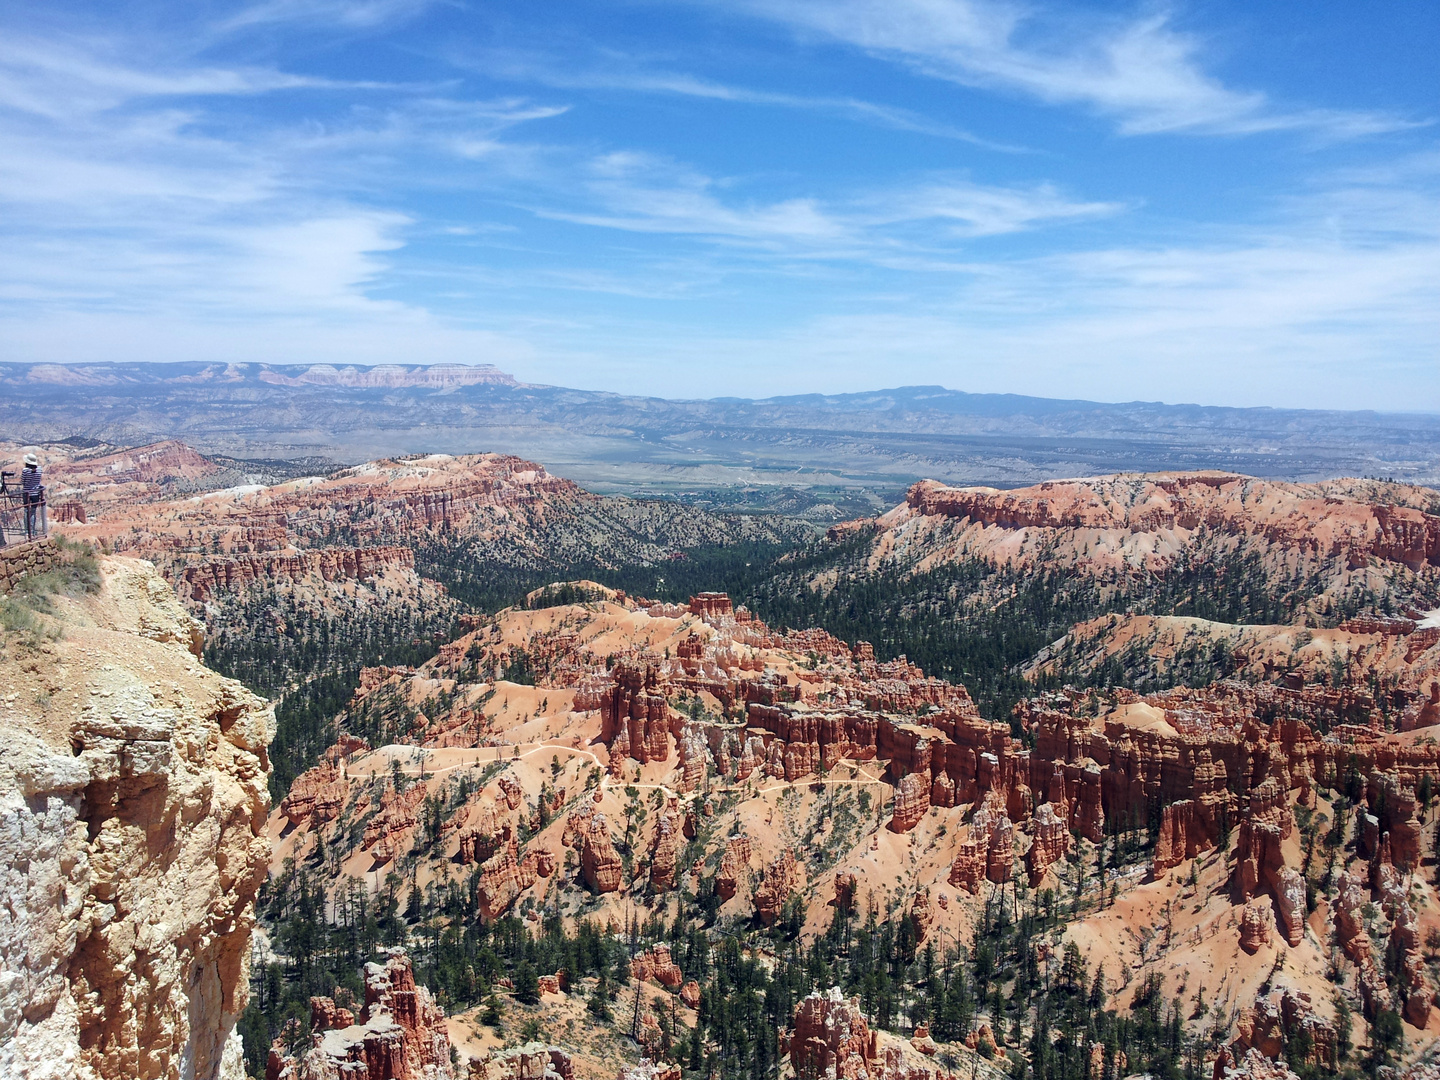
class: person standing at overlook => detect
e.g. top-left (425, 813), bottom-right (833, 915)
top-left (20, 452), bottom-right (44, 539)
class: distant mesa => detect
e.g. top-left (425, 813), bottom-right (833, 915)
top-left (256, 362), bottom-right (517, 389)
top-left (18, 360), bottom-right (518, 390)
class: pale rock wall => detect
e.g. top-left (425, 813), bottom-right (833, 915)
top-left (0, 556), bottom-right (273, 1080)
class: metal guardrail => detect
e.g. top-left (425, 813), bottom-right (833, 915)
top-left (0, 472), bottom-right (46, 545)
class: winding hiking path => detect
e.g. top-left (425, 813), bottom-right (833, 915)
top-left (349, 742), bottom-right (896, 805)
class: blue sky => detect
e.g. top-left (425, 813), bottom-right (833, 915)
top-left (1, 1), bottom-right (1436, 410)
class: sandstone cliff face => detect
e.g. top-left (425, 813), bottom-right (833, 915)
top-left (717, 835), bottom-right (753, 902)
top-left (1231, 989), bottom-right (1337, 1072)
top-left (467, 1044), bottom-right (573, 1080)
top-left (477, 835), bottom-right (539, 921)
top-left (1025, 802), bottom-right (1070, 886)
top-left (0, 556), bottom-right (273, 1080)
top-left (630, 945), bottom-right (684, 990)
top-left (889, 771), bottom-right (930, 833)
top-left (948, 795), bottom-right (1013, 894)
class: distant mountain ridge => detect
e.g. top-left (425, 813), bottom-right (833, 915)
top-left (15, 360), bottom-right (516, 390)
top-left (3, 361), bottom-right (1438, 499)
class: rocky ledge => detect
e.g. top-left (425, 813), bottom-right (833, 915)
top-left (0, 556), bottom-right (273, 1080)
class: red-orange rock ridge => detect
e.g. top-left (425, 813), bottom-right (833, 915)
top-left (467, 1044), bottom-right (574, 1080)
top-left (647, 804), bottom-right (685, 892)
top-left (904, 473), bottom-right (1440, 572)
top-left (601, 661), bottom-right (673, 766)
top-left (179, 546), bottom-right (415, 601)
top-left (576, 810), bottom-right (622, 894)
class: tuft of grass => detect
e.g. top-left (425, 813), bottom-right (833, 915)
top-left (10, 537), bottom-right (101, 613)
top-left (0, 595), bottom-right (38, 634)
top-left (1, 537), bottom-right (101, 643)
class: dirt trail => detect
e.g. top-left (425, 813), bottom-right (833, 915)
top-left (347, 742), bottom-right (693, 802)
top-left (349, 745), bottom-right (895, 805)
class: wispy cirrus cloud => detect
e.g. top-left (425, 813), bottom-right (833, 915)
top-left (722, 0), bottom-right (1422, 137)
top-left (535, 152), bottom-right (848, 246)
top-left (458, 45), bottom-right (1032, 151)
top-left (534, 151), bottom-right (1118, 253)
top-left (219, 0), bottom-right (441, 33)
top-left (0, 34), bottom-right (391, 121)
top-left (858, 178), bottom-right (1120, 237)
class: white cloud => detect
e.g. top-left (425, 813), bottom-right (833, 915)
top-left (537, 152), bottom-right (848, 245)
top-left (0, 34), bottom-right (370, 120)
top-left (727, 0), bottom-right (1419, 137)
top-left (859, 178), bottom-right (1120, 237)
top-left (0, 27), bottom-right (573, 320)
top-left (454, 45), bottom-right (1032, 151)
top-left (219, 0), bottom-right (440, 33)
top-left (534, 153), bottom-right (1117, 252)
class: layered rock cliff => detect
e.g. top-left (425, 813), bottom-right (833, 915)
top-left (0, 556), bottom-right (273, 1080)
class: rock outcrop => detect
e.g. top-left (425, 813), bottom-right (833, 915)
top-left (790, 988), bottom-right (877, 1080)
top-left (601, 661), bottom-right (672, 765)
top-left (904, 473), bottom-right (1440, 574)
top-left (1026, 801), bottom-right (1070, 886)
top-left (1239, 899), bottom-right (1274, 954)
top-left (579, 813), bottom-right (623, 894)
top-left (267, 949), bottom-right (453, 1080)
top-left (0, 556), bottom-right (273, 1080)
top-left (179, 546), bottom-right (416, 602)
top-left (648, 806), bottom-right (685, 892)
top-left (280, 759), bottom-right (350, 828)
top-left (890, 771), bottom-right (930, 833)
top-left (630, 945), bottom-right (684, 990)
top-left (615, 1061), bottom-right (682, 1080)
top-left (680, 981), bottom-right (701, 1009)
top-left (717, 835), bottom-right (753, 902)
top-left (1153, 799), bottom-right (1210, 877)
top-left (477, 834), bottom-right (539, 920)
top-left (754, 850), bottom-right (803, 927)
top-left (467, 1044), bottom-right (573, 1080)
top-left (908, 888), bottom-right (934, 943)
top-left (949, 796), bottom-right (1013, 893)
top-left (1212, 1047), bottom-right (1303, 1080)
top-left (1231, 989), bottom-right (1336, 1072)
